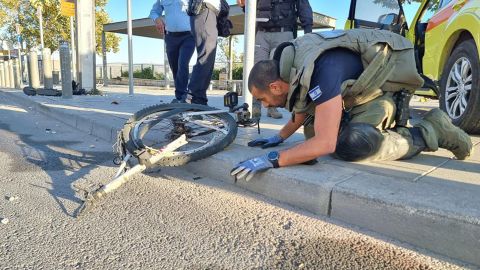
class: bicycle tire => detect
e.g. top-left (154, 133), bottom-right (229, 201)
top-left (120, 103), bottom-right (237, 167)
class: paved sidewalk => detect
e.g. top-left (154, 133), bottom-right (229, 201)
top-left (1, 86), bottom-right (479, 267)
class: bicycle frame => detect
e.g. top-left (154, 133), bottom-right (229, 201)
top-left (75, 135), bottom-right (188, 217)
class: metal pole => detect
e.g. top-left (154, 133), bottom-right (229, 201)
top-left (228, 36), bottom-right (233, 81)
top-left (92, 2), bottom-right (96, 90)
top-left (70, 16), bottom-right (77, 81)
top-left (74, 0), bottom-right (80, 86)
top-left (38, 6), bottom-right (45, 49)
top-left (60, 41), bottom-right (73, 99)
top-left (127, 0), bottom-right (134, 95)
top-left (75, 0), bottom-right (95, 92)
top-left (16, 24), bottom-right (25, 84)
top-left (243, 0), bottom-right (256, 107)
top-left (102, 31), bottom-right (108, 86)
top-left (164, 41), bottom-right (170, 90)
top-left (228, 36), bottom-right (233, 91)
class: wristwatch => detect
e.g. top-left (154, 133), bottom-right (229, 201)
top-left (267, 151), bottom-right (280, 168)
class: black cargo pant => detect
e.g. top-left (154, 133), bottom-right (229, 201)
top-left (165, 32), bottom-right (195, 101)
top-left (187, 5), bottom-right (218, 105)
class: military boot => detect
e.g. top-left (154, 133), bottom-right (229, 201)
top-left (267, 107), bottom-right (283, 119)
top-left (415, 108), bottom-right (473, 160)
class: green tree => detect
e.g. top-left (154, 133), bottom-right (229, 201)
top-left (0, 0), bottom-right (120, 54)
top-left (232, 66), bottom-right (243, 80)
top-left (216, 36), bottom-right (242, 64)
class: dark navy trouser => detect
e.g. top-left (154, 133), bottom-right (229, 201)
top-left (188, 6), bottom-right (218, 105)
top-left (165, 32), bottom-right (195, 101)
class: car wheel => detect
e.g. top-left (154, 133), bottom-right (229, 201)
top-left (439, 39), bottom-right (480, 134)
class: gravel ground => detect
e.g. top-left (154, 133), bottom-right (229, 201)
top-left (0, 95), bottom-right (472, 269)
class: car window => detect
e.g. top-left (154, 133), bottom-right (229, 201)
top-left (354, 0), bottom-right (401, 24)
top-left (400, 0), bottom-right (422, 25)
top-left (439, 0), bottom-right (453, 9)
top-left (419, 0), bottom-right (440, 23)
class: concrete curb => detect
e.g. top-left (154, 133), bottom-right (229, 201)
top-left (0, 90), bottom-right (121, 143)
top-left (331, 174), bottom-right (480, 266)
top-left (1, 89), bottom-right (479, 267)
top-left (186, 148), bottom-right (480, 266)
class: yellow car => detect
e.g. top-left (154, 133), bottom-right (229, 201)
top-left (345, 0), bottom-right (480, 133)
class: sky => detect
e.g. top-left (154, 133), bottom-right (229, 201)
top-left (103, 0), bottom-right (351, 64)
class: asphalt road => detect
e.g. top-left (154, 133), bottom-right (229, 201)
top-left (0, 95), bottom-right (469, 269)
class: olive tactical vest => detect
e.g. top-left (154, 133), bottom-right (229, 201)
top-left (278, 29), bottom-right (425, 116)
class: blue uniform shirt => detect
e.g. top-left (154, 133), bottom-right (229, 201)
top-left (308, 48), bottom-right (364, 106)
top-left (149, 0), bottom-right (191, 32)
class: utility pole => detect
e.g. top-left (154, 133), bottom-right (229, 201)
top-left (102, 31), bottom-right (108, 86)
top-left (61, 0), bottom-right (77, 82)
top-left (15, 24), bottom-right (24, 85)
top-left (75, 0), bottom-right (95, 92)
top-left (37, 5), bottom-right (53, 89)
top-left (37, 6), bottom-right (45, 49)
top-left (70, 16), bottom-right (77, 81)
top-left (164, 41), bottom-right (170, 90)
top-left (127, 0), bottom-right (134, 95)
top-left (243, 0), bottom-right (256, 107)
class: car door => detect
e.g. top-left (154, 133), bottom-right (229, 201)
top-left (346, 0), bottom-right (408, 35)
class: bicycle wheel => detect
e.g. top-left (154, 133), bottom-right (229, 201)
top-left (119, 103), bottom-right (237, 167)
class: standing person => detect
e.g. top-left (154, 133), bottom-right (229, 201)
top-left (150, 0), bottom-right (195, 103)
top-left (238, 0), bottom-right (313, 119)
top-left (186, 0), bottom-right (221, 105)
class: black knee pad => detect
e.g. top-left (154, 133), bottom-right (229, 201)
top-left (335, 123), bottom-right (383, 161)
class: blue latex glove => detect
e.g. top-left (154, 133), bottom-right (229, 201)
top-left (230, 154), bottom-right (274, 182)
top-left (247, 134), bottom-right (284, 149)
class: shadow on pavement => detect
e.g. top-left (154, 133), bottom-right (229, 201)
top-left (0, 122), bottom-right (113, 217)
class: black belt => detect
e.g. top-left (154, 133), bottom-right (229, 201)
top-left (257, 26), bottom-right (294, 33)
top-left (165, 31), bottom-right (191, 37)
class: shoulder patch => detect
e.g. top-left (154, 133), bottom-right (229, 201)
top-left (308, 85), bottom-right (323, 102)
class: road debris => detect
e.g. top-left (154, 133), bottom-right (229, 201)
top-left (7, 196), bottom-right (19, 202)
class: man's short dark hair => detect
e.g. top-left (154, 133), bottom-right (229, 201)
top-left (248, 60), bottom-right (280, 92)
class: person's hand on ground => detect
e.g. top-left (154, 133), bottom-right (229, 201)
top-left (247, 134), bottom-right (283, 149)
top-left (155, 17), bottom-right (165, 33)
top-left (231, 154), bottom-right (275, 182)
